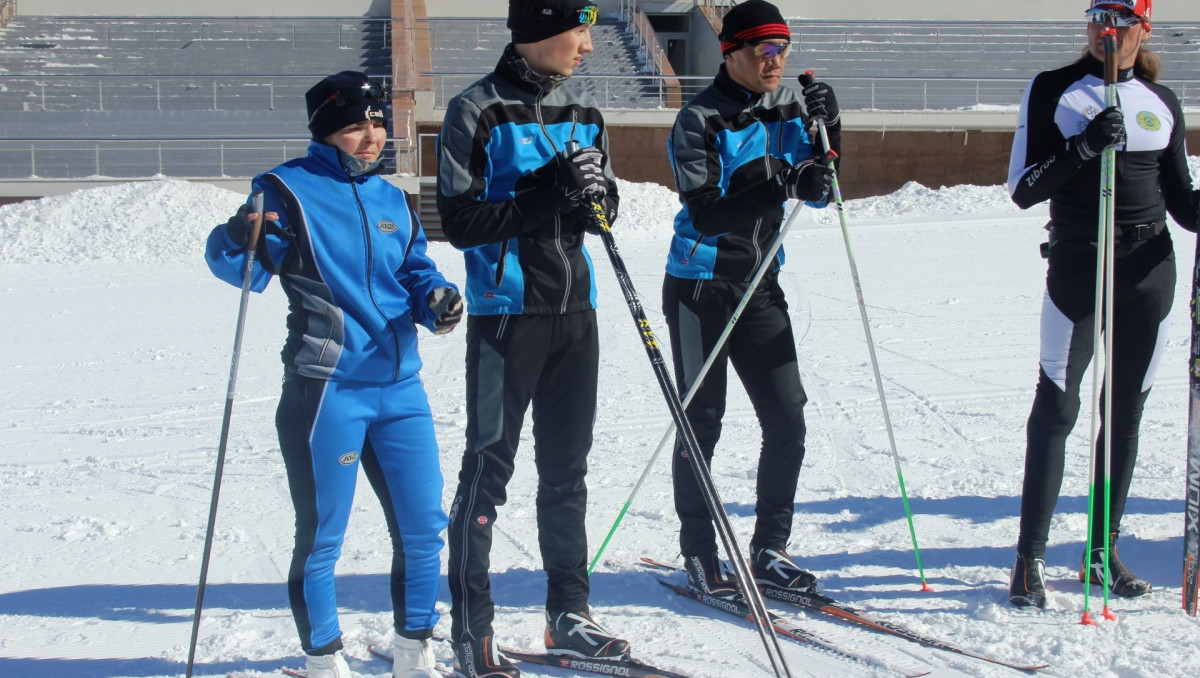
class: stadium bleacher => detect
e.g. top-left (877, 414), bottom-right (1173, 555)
top-left (0, 10), bottom-right (1196, 182)
top-left (0, 16), bottom-right (390, 178)
top-left (426, 17), bottom-right (662, 109)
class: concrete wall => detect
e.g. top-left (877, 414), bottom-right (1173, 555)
top-left (17, 0), bottom-right (390, 16)
top-left (418, 121), bottom-right (1200, 200)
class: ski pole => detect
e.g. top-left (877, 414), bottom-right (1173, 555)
top-left (185, 191), bottom-right (265, 678)
top-left (568, 142), bottom-right (792, 678)
top-left (800, 70), bottom-right (930, 591)
top-left (588, 153), bottom-right (831, 575)
top-left (1082, 28), bottom-right (1119, 626)
top-left (1185, 232), bottom-right (1200, 615)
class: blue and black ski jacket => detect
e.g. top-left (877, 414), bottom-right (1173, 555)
top-left (436, 44), bottom-right (618, 316)
top-left (206, 141), bottom-right (455, 384)
top-left (667, 64), bottom-right (832, 282)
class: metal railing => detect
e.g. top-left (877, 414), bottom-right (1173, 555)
top-left (0, 137), bottom-right (401, 180)
top-left (1, 16), bottom-right (391, 50)
top-left (615, 0), bottom-right (666, 75)
top-left (425, 72), bottom-right (697, 109)
top-left (0, 74), bottom-right (392, 113)
top-left (425, 72), bottom-right (1200, 111)
top-left (788, 21), bottom-right (1200, 56)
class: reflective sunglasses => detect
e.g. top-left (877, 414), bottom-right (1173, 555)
top-left (577, 5), bottom-right (599, 26)
top-left (308, 82), bottom-right (386, 125)
top-left (1086, 9), bottom-right (1144, 27)
top-left (750, 41), bottom-right (791, 60)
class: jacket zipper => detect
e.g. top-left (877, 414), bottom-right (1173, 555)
top-left (536, 94), bottom-right (574, 313)
top-left (352, 179), bottom-right (402, 381)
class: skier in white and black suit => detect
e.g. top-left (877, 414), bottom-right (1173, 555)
top-left (1006, 0), bottom-right (1200, 609)
top-left (662, 0), bottom-right (837, 602)
top-left (206, 71), bottom-right (463, 678)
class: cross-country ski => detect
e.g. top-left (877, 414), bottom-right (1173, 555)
top-left (642, 557), bottom-right (1048, 671)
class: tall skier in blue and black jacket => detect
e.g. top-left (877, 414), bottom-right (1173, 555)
top-left (435, 2), bottom-right (627, 677)
top-left (206, 71), bottom-right (462, 678)
top-left (662, 0), bottom-right (838, 603)
top-left (1006, 0), bottom-right (1200, 609)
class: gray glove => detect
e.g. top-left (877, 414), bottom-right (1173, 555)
top-left (427, 287), bottom-right (463, 334)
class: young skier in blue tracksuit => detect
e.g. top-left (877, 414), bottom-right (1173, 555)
top-left (205, 71), bottom-right (462, 678)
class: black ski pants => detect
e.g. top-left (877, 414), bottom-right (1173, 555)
top-left (662, 273), bottom-right (808, 558)
top-left (1018, 232), bottom-right (1175, 559)
top-left (447, 311), bottom-right (598, 642)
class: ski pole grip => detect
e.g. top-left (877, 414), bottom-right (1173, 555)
top-left (563, 140), bottom-right (580, 157)
top-left (248, 190), bottom-right (265, 251)
top-left (799, 70), bottom-right (815, 88)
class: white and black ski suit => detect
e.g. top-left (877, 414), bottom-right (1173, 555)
top-left (1007, 54), bottom-right (1199, 558)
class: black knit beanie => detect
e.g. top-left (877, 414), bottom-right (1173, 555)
top-left (508, 0), bottom-right (598, 44)
top-left (719, 0), bottom-right (791, 55)
top-left (305, 71), bottom-right (389, 141)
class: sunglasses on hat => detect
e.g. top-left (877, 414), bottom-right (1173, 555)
top-left (308, 82), bottom-right (386, 125)
top-left (1086, 9), bottom-right (1144, 27)
top-left (750, 41), bottom-right (791, 60)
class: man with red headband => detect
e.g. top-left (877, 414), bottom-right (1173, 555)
top-left (1006, 0), bottom-right (1200, 608)
top-left (662, 0), bottom-right (839, 603)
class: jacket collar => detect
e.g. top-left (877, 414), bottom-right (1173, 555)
top-left (306, 140), bottom-right (381, 180)
top-left (496, 43), bottom-right (568, 96)
top-left (1081, 53), bottom-right (1135, 82)
top-left (714, 63), bottom-right (764, 106)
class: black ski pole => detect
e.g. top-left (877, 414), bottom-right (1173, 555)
top-left (185, 191), bottom-right (264, 678)
top-left (566, 143), bottom-right (793, 678)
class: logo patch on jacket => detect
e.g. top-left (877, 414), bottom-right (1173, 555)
top-left (378, 220), bottom-right (398, 233)
top-left (339, 451), bottom-right (359, 465)
top-left (1136, 111), bottom-right (1161, 131)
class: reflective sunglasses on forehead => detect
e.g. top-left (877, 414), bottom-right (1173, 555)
top-left (577, 5), bottom-right (598, 26)
top-left (1086, 8), bottom-right (1144, 27)
top-left (750, 40), bottom-right (791, 60)
top-left (308, 82), bottom-right (387, 125)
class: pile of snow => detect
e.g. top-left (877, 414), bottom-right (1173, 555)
top-left (2, 158), bottom-right (1196, 267)
top-left (0, 179), bottom-right (244, 266)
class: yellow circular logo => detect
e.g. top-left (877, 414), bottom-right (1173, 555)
top-left (1136, 111), bottom-right (1161, 132)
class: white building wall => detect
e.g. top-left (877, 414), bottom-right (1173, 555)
top-left (16, 0), bottom-right (390, 16)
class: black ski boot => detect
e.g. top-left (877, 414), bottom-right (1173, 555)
top-left (752, 547), bottom-right (817, 593)
top-left (1009, 552), bottom-right (1047, 608)
top-left (683, 551), bottom-right (743, 602)
top-left (544, 610), bottom-right (630, 659)
top-left (1079, 534), bottom-right (1151, 598)
top-left (453, 634), bottom-right (520, 678)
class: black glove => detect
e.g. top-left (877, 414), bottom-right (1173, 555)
top-left (224, 203), bottom-right (258, 247)
top-left (427, 287), bottom-right (463, 335)
top-left (557, 146), bottom-right (608, 209)
top-left (1074, 106), bottom-right (1126, 161)
top-left (775, 157), bottom-right (835, 202)
top-left (802, 80), bottom-right (840, 126)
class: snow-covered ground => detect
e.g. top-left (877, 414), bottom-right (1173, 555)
top-left (2, 165), bottom-right (1200, 677)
